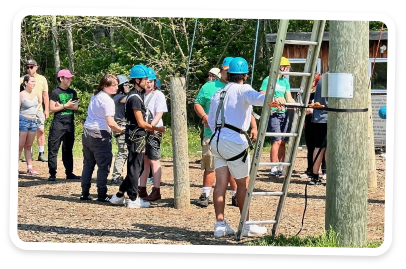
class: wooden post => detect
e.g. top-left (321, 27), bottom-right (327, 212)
top-left (325, 21), bottom-right (369, 247)
top-left (170, 77), bottom-right (190, 209)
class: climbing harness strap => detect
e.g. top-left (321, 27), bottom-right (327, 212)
top-left (209, 85), bottom-right (253, 163)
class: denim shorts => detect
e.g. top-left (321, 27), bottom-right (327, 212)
top-left (19, 115), bottom-right (38, 132)
top-left (267, 112), bottom-right (289, 142)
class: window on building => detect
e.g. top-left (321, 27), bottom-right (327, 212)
top-left (369, 58), bottom-right (387, 94)
top-left (286, 58), bottom-right (321, 93)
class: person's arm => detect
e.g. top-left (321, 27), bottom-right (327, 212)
top-left (42, 78), bottom-right (50, 118)
top-left (50, 99), bottom-right (76, 113)
top-left (134, 110), bottom-right (166, 133)
top-left (194, 103), bottom-right (208, 127)
top-left (285, 90), bottom-right (296, 103)
top-left (250, 114), bottom-right (258, 142)
top-left (36, 92), bottom-right (42, 112)
top-left (150, 112), bottom-right (163, 127)
top-left (105, 116), bottom-right (125, 133)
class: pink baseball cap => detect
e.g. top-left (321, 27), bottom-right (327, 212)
top-left (57, 69), bottom-right (74, 78)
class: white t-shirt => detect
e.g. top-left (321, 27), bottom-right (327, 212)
top-left (208, 82), bottom-right (265, 145)
top-left (143, 90), bottom-right (168, 127)
top-left (84, 91), bottom-right (115, 132)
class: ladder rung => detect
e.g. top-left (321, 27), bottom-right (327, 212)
top-left (265, 132), bottom-right (298, 137)
top-left (258, 162), bottom-right (291, 166)
top-left (280, 71), bottom-right (311, 77)
top-left (284, 40), bottom-right (318, 46)
top-left (252, 191), bottom-right (284, 196)
top-left (246, 220), bottom-right (277, 225)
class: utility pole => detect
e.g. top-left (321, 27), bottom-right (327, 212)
top-left (325, 21), bottom-right (369, 247)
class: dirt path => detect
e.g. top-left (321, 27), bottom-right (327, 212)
top-left (17, 150), bottom-right (385, 245)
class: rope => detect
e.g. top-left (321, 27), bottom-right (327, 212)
top-left (185, 18), bottom-right (198, 89)
top-left (369, 22), bottom-right (385, 88)
top-left (250, 19), bottom-right (260, 86)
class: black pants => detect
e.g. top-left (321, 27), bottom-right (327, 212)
top-left (48, 120), bottom-right (75, 177)
top-left (304, 115), bottom-right (326, 173)
top-left (81, 129), bottom-right (112, 199)
top-left (119, 137), bottom-right (145, 201)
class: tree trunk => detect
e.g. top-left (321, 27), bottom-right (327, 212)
top-left (109, 27), bottom-right (115, 62)
top-left (170, 77), bottom-right (190, 209)
top-left (51, 16), bottom-right (60, 84)
top-left (325, 21), bottom-right (369, 247)
top-left (66, 19), bottom-right (75, 73)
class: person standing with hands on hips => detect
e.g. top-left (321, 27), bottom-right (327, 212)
top-left (47, 69), bottom-right (81, 181)
top-left (109, 64), bottom-right (166, 208)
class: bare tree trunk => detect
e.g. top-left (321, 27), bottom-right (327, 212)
top-left (51, 16), bottom-right (60, 84)
top-left (66, 19), bottom-right (75, 73)
top-left (109, 27), bottom-right (115, 62)
top-left (170, 77), bottom-right (190, 209)
top-left (325, 21), bottom-right (369, 247)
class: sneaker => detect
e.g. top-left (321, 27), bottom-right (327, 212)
top-left (66, 173), bottom-right (81, 180)
top-left (48, 175), bottom-right (56, 181)
top-left (213, 221), bottom-right (235, 237)
top-left (322, 173), bottom-right (327, 180)
top-left (109, 194), bottom-right (125, 205)
top-left (308, 177), bottom-right (322, 185)
top-left (27, 168), bottom-right (38, 176)
top-left (242, 224), bottom-right (267, 237)
top-left (80, 194), bottom-right (92, 201)
top-left (269, 170), bottom-right (282, 177)
top-left (97, 196), bottom-right (111, 202)
top-left (111, 176), bottom-right (122, 185)
top-left (231, 193), bottom-right (238, 207)
top-left (197, 193), bottom-right (209, 207)
top-left (21, 157), bottom-right (26, 162)
top-left (125, 197), bottom-right (150, 208)
top-left (37, 153), bottom-right (48, 162)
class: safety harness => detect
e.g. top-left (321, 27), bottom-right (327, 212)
top-left (209, 85), bottom-right (254, 163)
top-left (124, 92), bottom-right (147, 152)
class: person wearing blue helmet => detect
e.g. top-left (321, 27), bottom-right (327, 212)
top-left (208, 57), bottom-right (270, 238)
top-left (194, 57), bottom-right (244, 208)
top-left (259, 57), bottom-right (296, 177)
top-left (109, 64), bottom-right (166, 209)
top-left (138, 67), bottom-right (168, 202)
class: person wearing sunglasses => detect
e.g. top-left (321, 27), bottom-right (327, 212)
top-left (20, 59), bottom-right (49, 163)
top-left (110, 75), bottom-right (131, 185)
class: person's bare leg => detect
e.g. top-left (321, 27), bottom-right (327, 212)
top-left (313, 147), bottom-right (326, 175)
top-left (235, 176), bottom-right (250, 220)
top-left (213, 166), bottom-right (229, 222)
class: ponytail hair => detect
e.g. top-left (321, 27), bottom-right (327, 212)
top-left (20, 74), bottom-right (31, 92)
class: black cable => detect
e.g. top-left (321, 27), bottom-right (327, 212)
top-left (296, 182), bottom-right (308, 236)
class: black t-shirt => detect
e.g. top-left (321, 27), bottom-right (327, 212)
top-left (50, 86), bottom-right (78, 123)
top-left (125, 89), bottom-right (146, 136)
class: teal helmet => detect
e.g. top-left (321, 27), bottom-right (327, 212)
top-left (129, 64), bottom-right (149, 79)
top-left (146, 67), bottom-right (157, 80)
top-left (156, 79), bottom-right (161, 88)
top-left (222, 57), bottom-right (234, 70)
top-left (228, 57), bottom-right (249, 74)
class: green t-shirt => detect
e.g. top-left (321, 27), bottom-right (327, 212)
top-left (260, 76), bottom-right (291, 113)
top-left (194, 80), bottom-right (226, 137)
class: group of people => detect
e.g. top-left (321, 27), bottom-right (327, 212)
top-left (19, 55), bottom-right (328, 238)
top-left (193, 56), bottom-right (328, 237)
top-left (19, 60), bottom-right (167, 208)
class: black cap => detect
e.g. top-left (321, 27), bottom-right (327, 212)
top-left (25, 59), bottom-right (38, 66)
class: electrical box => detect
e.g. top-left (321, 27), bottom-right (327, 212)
top-left (321, 73), bottom-right (354, 98)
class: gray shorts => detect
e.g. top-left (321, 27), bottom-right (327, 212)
top-left (36, 110), bottom-right (45, 130)
top-left (267, 112), bottom-right (289, 142)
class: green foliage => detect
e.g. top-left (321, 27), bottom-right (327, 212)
top-left (246, 229), bottom-right (383, 248)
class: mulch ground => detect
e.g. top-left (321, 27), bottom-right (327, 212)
top-left (17, 149), bottom-right (385, 245)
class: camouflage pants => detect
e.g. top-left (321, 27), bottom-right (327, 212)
top-left (111, 129), bottom-right (129, 180)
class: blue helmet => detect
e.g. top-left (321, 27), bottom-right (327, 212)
top-left (378, 106), bottom-right (386, 119)
top-left (129, 64), bottom-right (149, 79)
top-left (228, 57), bottom-right (249, 74)
top-left (222, 57), bottom-right (234, 70)
top-left (146, 67), bottom-right (156, 80)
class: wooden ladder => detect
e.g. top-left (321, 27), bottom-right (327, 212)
top-left (236, 19), bottom-right (326, 240)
